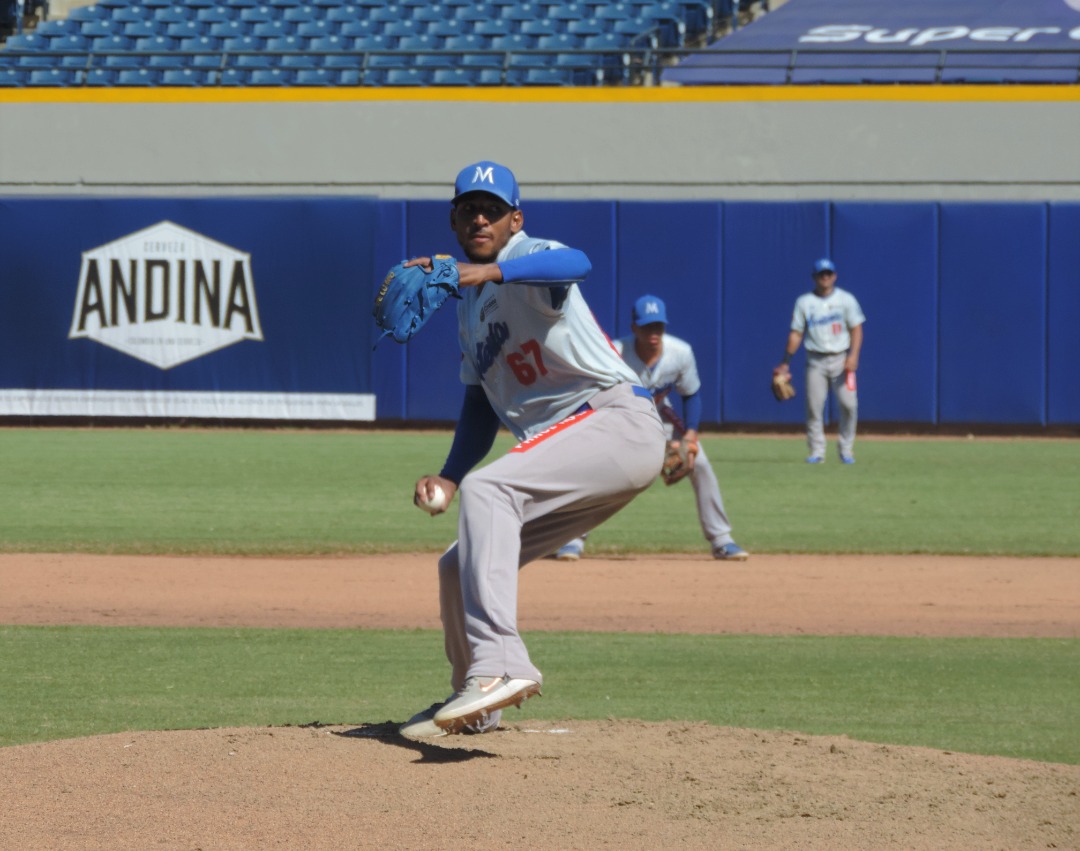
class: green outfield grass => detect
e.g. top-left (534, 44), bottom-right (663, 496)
top-left (0, 428), bottom-right (1078, 556)
top-left (2, 626), bottom-right (1077, 764)
top-left (0, 427), bottom-right (1076, 762)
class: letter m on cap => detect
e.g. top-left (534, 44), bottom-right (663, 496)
top-left (644, 301), bottom-right (660, 315)
top-left (474, 166), bottom-right (495, 185)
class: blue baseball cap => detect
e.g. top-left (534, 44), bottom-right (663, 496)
top-left (632, 294), bottom-right (668, 325)
top-left (452, 161), bottom-right (520, 208)
top-left (813, 258), bottom-right (836, 274)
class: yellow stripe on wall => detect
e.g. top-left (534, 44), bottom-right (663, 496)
top-left (2, 84), bottom-right (1079, 106)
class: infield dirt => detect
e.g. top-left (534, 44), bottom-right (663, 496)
top-left (1, 552), bottom-right (1077, 850)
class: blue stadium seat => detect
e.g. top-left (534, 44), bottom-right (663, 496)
top-left (309, 33), bottom-right (350, 52)
top-left (248, 67), bottom-right (293, 85)
top-left (240, 5), bottom-right (277, 23)
top-left (322, 51), bottom-right (363, 69)
top-left (352, 33), bottom-right (391, 51)
top-left (266, 0), bottom-right (302, 6)
top-left (196, 6), bottom-right (234, 24)
top-left (338, 67), bottom-right (361, 85)
top-left (444, 33), bottom-right (485, 52)
top-left (366, 51), bottom-right (410, 68)
top-left (49, 33), bottom-right (90, 52)
top-left (164, 21), bottom-right (204, 40)
top-left (339, 19), bottom-right (379, 38)
top-left (398, 33), bottom-right (436, 51)
top-left (115, 67), bottom-right (161, 85)
top-left (6, 33), bottom-right (50, 50)
top-left (112, 7), bottom-right (153, 24)
top-left (473, 67), bottom-right (505, 85)
top-left (83, 67), bottom-right (117, 85)
top-left (251, 20), bottom-right (291, 39)
top-left (507, 51), bottom-right (551, 72)
top-left (519, 19), bottom-right (558, 38)
top-left (161, 67), bottom-right (210, 85)
top-left (634, 4), bottom-right (684, 47)
top-left (223, 33), bottom-right (263, 50)
top-left (432, 67), bottom-right (478, 85)
top-left (456, 4), bottom-right (495, 23)
top-left (178, 35), bottom-right (222, 51)
top-left (425, 19), bottom-right (468, 39)
top-left (81, 21), bottom-right (121, 39)
top-left (218, 67), bottom-right (246, 84)
top-left (521, 67), bottom-right (576, 85)
top-left (381, 20), bottom-right (423, 39)
top-left (10, 53), bottom-right (57, 68)
top-left (296, 20), bottom-right (335, 40)
top-left (311, 0), bottom-right (347, 7)
top-left (327, 6), bottom-right (363, 23)
top-left (37, 19), bottom-right (82, 38)
top-left (490, 33), bottom-right (530, 52)
top-left (594, 3), bottom-right (633, 22)
top-left (459, 51), bottom-right (504, 69)
top-left (554, 51), bottom-right (603, 84)
top-left (548, 3), bottom-right (587, 29)
top-left (280, 51), bottom-right (320, 68)
top-left (473, 19), bottom-right (512, 39)
top-left (155, 7), bottom-right (195, 24)
top-left (235, 51), bottom-right (276, 68)
top-left (266, 34), bottom-right (303, 51)
top-left (411, 5), bottom-right (445, 24)
top-left (0, 68), bottom-right (27, 86)
top-left (122, 21), bottom-right (161, 39)
top-left (180, 0), bottom-right (217, 8)
top-left (101, 52), bottom-right (145, 68)
top-left (294, 67), bottom-right (334, 85)
top-left (134, 36), bottom-right (177, 52)
top-left (368, 6), bottom-right (403, 23)
top-left (502, 3), bottom-right (542, 23)
top-left (147, 52), bottom-right (189, 68)
top-left (537, 33), bottom-right (582, 50)
top-left (384, 67), bottom-right (429, 85)
top-left (68, 5), bottom-right (112, 23)
top-left (282, 5), bottom-right (317, 22)
top-left (566, 18), bottom-right (605, 37)
top-left (208, 21), bottom-right (249, 39)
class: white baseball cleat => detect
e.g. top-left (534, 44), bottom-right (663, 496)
top-left (433, 676), bottom-right (541, 732)
top-left (399, 701), bottom-right (501, 740)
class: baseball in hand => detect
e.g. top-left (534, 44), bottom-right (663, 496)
top-left (416, 484), bottom-right (448, 515)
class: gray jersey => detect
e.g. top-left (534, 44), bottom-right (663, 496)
top-left (790, 287), bottom-right (866, 354)
top-left (614, 333), bottom-right (700, 423)
top-left (457, 230), bottom-right (638, 441)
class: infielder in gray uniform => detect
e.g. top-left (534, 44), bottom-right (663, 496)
top-left (775, 258), bottom-right (866, 464)
top-left (557, 294), bottom-right (748, 562)
top-left (399, 161), bottom-right (666, 740)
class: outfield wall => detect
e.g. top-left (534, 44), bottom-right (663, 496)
top-left (2, 195), bottom-right (1077, 426)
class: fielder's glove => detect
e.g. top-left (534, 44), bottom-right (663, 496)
top-left (771, 367), bottom-right (796, 402)
top-left (661, 440), bottom-right (696, 486)
top-left (373, 255), bottom-right (461, 344)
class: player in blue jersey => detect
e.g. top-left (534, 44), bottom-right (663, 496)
top-left (555, 294), bottom-right (748, 562)
top-left (399, 161), bottom-right (666, 740)
top-left (775, 258), bottom-right (866, 464)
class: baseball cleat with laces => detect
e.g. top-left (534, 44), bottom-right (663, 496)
top-left (433, 676), bottom-right (541, 732)
top-left (399, 701), bottom-right (501, 740)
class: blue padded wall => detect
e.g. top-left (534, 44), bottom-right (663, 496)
top-left (617, 202), bottom-right (723, 421)
top-left (831, 202), bottom-right (938, 423)
top-left (721, 201), bottom-right (829, 424)
top-left (938, 203), bottom-right (1047, 424)
top-left (1047, 203), bottom-right (1080, 426)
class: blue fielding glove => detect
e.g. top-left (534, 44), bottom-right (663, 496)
top-left (373, 255), bottom-right (461, 344)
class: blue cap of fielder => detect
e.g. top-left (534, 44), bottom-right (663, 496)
top-left (452, 161), bottom-right (520, 208)
top-left (632, 294), bottom-right (668, 325)
top-left (813, 257), bottom-right (836, 274)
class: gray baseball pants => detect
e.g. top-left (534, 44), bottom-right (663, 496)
top-left (685, 441), bottom-right (736, 548)
top-left (438, 382), bottom-right (665, 690)
top-left (805, 351), bottom-right (858, 460)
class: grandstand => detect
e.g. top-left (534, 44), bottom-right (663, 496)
top-left (0, 0), bottom-right (767, 86)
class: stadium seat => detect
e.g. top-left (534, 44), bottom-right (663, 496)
top-left (444, 34), bottom-right (485, 52)
top-left (502, 3), bottom-right (541, 23)
top-left (48, 33), bottom-right (90, 51)
top-left (68, 5), bottom-right (112, 23)
top-left (115, 67), bottom-right (160, 85)
top-left (37, 19), bottom-right (82, 38)
top-left (431, 67), bottom-right (478, 85)
top-left (178, 35), bottom-right (222, 51)
top-left (223, 35), bottom-right (263, 53)
top-left (0, 68), bottom-right (27, 86)
top-left (196, 7), bottom-right (234, 24)
top-left (522, 67), bottom-right (576, 85)
top-left (235, 51), bottom-right (276, 69)
top-left (338, 68), bottom-right (361, 85)
top-left (218, 67), bottom-right (246, 84)
top-left (294, 67), bottom-right (334, 85)
top-left (26, 69), bottom-right (73, 86)
top-left (366, 51), bottom-right (410, 69)
top-left (280, 51), bottom-right (320, 68)
top-left (412, 5), bottom-right (445, 24)
top-left (456, 4), bottom-right (495, 23)
top-left (251, 20), bottom-right (291, 39)
top-left (112, 7), bottom-right (153, 24)
top-left (208, 21), bottom-right (249, 40)
top-left (322, 51), bottom-right (363, 69)
top-left (352, 33), bottom-right (391, 50)
top-left (240, 6), bottom-right (277, 23)
top-left (155, 7), bottom-right (195, 24)
top-left (381, 20), bottom-right (423, 39)
top-left (549, 3), bottom-right (587, 29)
top-left (147, 53), bottom-right (189, 68)
top-left (459, 51), bottom-right (504, 69)
top-left (490, 33), bottom-right (531, 51)
top-left (384, 67), bottom-right (429, 85)
top-left (81, 20), bottom-right (122, 39)
top-left (537, 33), bottom-right (582, 50)
top-left (337, 19), bottom-right (378, 38)
top-left (134, 36), bottom-right (177, 52)
top-left (296, 20), bottom-right (334, 40)
top-left (282, 5), bottom-right (317, 23)
top-left (519, 19), bottom-right (559, 38)
top-left (554, 51), bottom-right (603, 84)
top-left (326, 6), bottom-right (362, 23)
top-left (266, 34), bottom-right (303, 52)
top-left (248, 67), bottom-right (292, 85)
top-left (164, 21), bottom-right (204, 40)
top-left (474, 67), bottom-right (505, 85)
top-left (101, 52), bottom-right (145, 68)
top-left (5, 33), bottom-right (50, 50)
top-left (161, 67), bottom-right (209, 85)
top-left (83, 67), bottom-right (117, 85)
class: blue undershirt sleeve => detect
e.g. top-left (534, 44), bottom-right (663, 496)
top-left (497, 248), bottom-right (591, 286)
top-left (439, 384), bottom-right (502, 485)
top-left (681, 391), bottom-right (702, 434)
